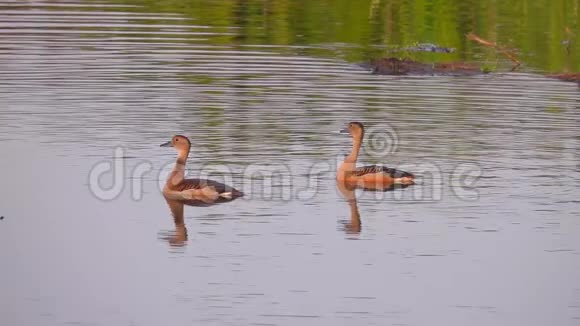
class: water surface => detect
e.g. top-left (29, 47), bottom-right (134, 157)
top-left (0, 1), bottom-right (579, 326)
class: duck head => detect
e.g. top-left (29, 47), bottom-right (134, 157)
top-left (160, 135), bottom-right (191, 151)
top-left (340, 122), bottom-right (365, 139)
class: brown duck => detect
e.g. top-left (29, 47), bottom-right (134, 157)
top-left (160, 135), bottom-right (243, 203)
top-left (337, 122), bottom-right (415, 189)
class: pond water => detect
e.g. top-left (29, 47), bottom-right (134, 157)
top-left (0, 1), bottom-right (579, 326)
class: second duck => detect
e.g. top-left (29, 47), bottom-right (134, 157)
top-left (337, 122), bottom-right (415, 189)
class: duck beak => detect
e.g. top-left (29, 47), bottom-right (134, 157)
top-left (339, 128), bottom-right (349, 134)
top-left (160, 141), bottom-right (173, 147)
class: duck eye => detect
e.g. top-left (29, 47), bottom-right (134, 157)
top-left (175, 138), bottom-right (179, 142)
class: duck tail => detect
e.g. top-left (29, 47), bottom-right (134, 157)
top-left (232, 189), bottom-right (244, 198)
top-left (219, 192), bottom-right (233, 199)
top-left (220, 188), bottom-right (244, 199)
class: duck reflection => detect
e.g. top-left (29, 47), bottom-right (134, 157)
top-left (337, 182), bottom-right (411, 235)
top-left (160, 193), bottom-right (243, 248)
top-left (159, 197), bottom-right (188, 247)
top-left (336, 182), bottom-right (361, 234)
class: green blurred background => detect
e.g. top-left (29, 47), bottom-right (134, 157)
top-left (107, 0), bottom-right (579, 72)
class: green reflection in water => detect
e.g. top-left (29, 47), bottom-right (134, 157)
top-left (107, 0), bottom-right (579, 72)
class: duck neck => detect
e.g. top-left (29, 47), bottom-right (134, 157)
top-left (168, 146), bottom-right (190, 186)
top-left (345, 136), bottom-right (362, 164)
top-left (338, 135), bottom-right (362, 179)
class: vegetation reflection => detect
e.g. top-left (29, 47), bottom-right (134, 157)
top-left (109, 0), bottom-right (579, 72)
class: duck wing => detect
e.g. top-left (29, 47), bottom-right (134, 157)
top-left (176, 178), bottom-right (244, 197)
top-left (352, 165), bottom-right (414, 178)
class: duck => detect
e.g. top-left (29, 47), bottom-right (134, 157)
top-left (160, 135), bottom-right (243, 203)
top-left (337, 122), bottom-right (415, 188)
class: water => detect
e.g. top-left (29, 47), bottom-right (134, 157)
top-left (1, 1), bottom-right (579, 326)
